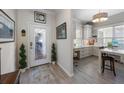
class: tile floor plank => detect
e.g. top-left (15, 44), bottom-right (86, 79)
top-left (20, 56), bottom-right (124, 84)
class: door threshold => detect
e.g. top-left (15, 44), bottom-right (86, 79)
top-left (30, 63), bottom-right (50, 68)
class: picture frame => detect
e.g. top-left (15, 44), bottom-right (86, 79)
top-left (56, 22), bottom-right (67, 39)
top-left (0, 10), bottom-right (15, 43)
top-left (34, 11), bottom-right (46, 24)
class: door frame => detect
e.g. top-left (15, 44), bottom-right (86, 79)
top-left (27, 24), bottom-right (49, 68)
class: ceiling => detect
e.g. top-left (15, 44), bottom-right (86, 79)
top-left (72, 9), bottom-right (124, 23)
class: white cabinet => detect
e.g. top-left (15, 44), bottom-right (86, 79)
top-left (88, 47), bottom-right (93, 55)
top-left (92, 29), bottom-right (97, 37)
top-left (92, 47), bottom-right (99, 56)
top-left (80, 47), bottom-right (93, 58)
top-left (73, 20), bottom-right (83, 39)
top-left (84, 25), bottom-right (92, 39)
top-left (121, 55), bottom-right (124, 63)
top-left (76, 23), bottom-right (83, 39)
top-left (80, 48), bottom-right (87, 58)
top-left (74, 46), bottom-right (99, 59)
top-left (73, 22), bottom-right (83, 48)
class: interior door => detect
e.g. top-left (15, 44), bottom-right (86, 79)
top-left (29, 25), bottom-right (48, 67)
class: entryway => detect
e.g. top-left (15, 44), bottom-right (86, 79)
top-left (29, 25), bottom-right (48, 67)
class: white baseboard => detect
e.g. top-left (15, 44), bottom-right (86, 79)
top-left (57, 63), bottom-right (73, 77)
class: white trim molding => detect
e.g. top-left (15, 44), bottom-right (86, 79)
top-left (57, 62), bottom-right (74, 77)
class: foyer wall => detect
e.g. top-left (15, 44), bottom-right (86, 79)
top-left (55, 10), bottom-right (73, 77)
top-left (17, 9), bottom-right (56, 67)
top-left (0, 9), bottom-right (17, 75)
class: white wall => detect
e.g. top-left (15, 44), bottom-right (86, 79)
top-left (72, 18), bottom-right (83, 39)
top-left (17, 9), bottom-right (56, 67)
top-left (56, 10), bottom-right (73, 77)
top-left (0, 9), bottom-right (17, 75)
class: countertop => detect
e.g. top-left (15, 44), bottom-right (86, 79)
top-left (74, 45), bottom-right (106, 49)
top-left (101, 48), bottom-right (124, 55)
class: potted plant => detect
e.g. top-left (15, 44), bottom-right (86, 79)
top-left (51, 43), bottom-right (57, 64)
top-left (19, 44), bottom-right (27, 73)
top-left (107, 42), bottom-right (112, 48)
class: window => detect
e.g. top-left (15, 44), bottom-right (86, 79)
top-left (97, 25), bottom-right (124, 47)
top-left (97, 27), bottom-right (113, 46)
top-left (114, 25), bottom-right (124, 38)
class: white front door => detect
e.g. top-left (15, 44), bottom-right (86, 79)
top-left (29, 25), bottom-right (48, 67)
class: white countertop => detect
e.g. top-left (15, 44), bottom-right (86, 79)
top-left (74, 45), bottom-right (93, 49)
top-left (101, 48), bottom-right (124, 55)
top-left (74, 45), bottom-right (106, 49)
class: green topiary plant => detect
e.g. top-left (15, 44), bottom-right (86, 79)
top-left (19, 44), bottom-right (27, 69)
top-left (51, 43), bottom-right (57, 64)
top-left (107, 42), bottom-right (112, 48)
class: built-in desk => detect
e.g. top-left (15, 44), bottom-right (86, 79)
top-left (101, 48), bottom-right (124, 55)
top-left (99, 48), bottom-right (124, 72)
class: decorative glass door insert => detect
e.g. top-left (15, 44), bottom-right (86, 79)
top-left (29, 25), bottom-right (48, 67)
top-left (35, 28), bottom-right (46, 60)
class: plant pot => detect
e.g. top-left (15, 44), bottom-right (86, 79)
top-left (20, 68), bottom-right (26, 73)
top-left (52, 61), bottom-right (56, 64)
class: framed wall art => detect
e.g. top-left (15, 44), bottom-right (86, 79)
top-left (34, 11), bottom-right (46, 24)
top-left (56, 22), bottom-right (67, 39)
top-left (0, 10), bottom-right (15, 43)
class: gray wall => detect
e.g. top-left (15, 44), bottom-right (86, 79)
top-left (0, 9), bottom-right (17, 75)
top-left (56, 10), bottom-right (73, 77)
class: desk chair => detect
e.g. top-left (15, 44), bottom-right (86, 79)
top-left (102, 53), bottom-right (116, 76)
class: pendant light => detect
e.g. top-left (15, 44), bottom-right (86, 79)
top-left (92, 10), bottom-right (108, 23)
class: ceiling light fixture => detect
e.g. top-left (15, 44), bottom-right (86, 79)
top-left (92, 11), bottom-right (108, 23)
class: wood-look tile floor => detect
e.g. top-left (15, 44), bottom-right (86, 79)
top-left (20, 56), bottom-right (124, 84)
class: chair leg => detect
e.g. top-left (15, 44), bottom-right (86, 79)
top-left (113, 62), bottom-right (116, 76)
top-left (111, 60), bottom-right (116, 76)
top-left (102, 60), bottom-right (105, 73)
top-left (110, 61), bottom-right (112, 71)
